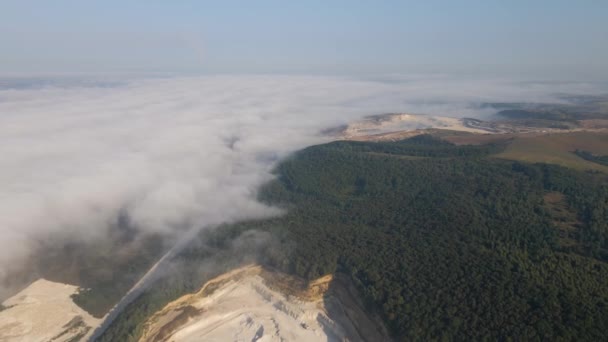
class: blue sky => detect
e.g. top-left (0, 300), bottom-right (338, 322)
top-left (1, 1), bottom-right (607, 79)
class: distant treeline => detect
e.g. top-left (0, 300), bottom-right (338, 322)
top-left (99, 135), bottom-right (608, 341)
top-left (489, 95), bottom-right (608, 122)
top-left (575, 149), bottom-right (608, 166)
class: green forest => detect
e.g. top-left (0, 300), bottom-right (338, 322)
top-left (99, 135), bottom-right (608, 341)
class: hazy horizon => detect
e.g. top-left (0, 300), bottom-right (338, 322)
top-left (2, 3), bottom-right (608, 340)
top-left (2, 1), bottom-right (607, 81)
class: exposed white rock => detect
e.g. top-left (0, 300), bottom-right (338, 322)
top-left (340, 113), bottom-right (489, 140)
top-left (0, 279), bottom-right (100, 342)
top-left (139, 265), bottom-right (389, 342)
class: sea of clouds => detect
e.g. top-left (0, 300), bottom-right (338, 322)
top-left (0, 74), bottom-right (604, 289)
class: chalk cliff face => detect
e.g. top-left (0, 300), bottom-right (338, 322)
top-left (0, 279), bottom-right (101, 342)
top-left (138, 265), bottom-right (391, 342)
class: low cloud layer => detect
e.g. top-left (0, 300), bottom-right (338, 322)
top-left (0, 74), bottom-right (604, 285)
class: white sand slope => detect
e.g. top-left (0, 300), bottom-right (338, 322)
top-left (0, 279), bottom-right (100, 342)
top-left (139, 265), bottom-right (389, 342)
top-left (171, 277), bottom-right (334, 341)
top-left (340, 113), bottom-right (489, 140)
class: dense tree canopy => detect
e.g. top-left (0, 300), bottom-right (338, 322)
top-left (100, 136), bottom-right (608, 341)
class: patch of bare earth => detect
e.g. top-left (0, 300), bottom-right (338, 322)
top-left (138, 265), bottom-right (390, 342)
top-left (0, 279), bottom-right (101, 342)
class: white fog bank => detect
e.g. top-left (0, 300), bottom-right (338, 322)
top-left (0, 74), bottom-right (604, 286)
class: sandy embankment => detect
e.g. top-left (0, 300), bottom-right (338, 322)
top-left (138, 265), bottom-right (390, 342)
top-left (339, 113), bottom-right (489, 141)
top-left (0, 279), bottom-right (100, 342)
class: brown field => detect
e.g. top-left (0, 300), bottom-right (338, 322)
top-left (493, 131), bottom-right (608, 172)
top-left (579, 119), bottom-right (608, 129)
top-left (351, 126), bottom-right (608, 172)
top-left (442, 130), bottom-right (608, 172)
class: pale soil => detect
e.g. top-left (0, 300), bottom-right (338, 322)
top-left (139, 265), bottom-right (390, 342)
top-left (339, 113), bottom-right (489, 141)
top-left (337, 113), bottom-right (608, 143)
top-left (0, 279), bottom-right (100, 342)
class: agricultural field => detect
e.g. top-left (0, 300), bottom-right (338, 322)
top-left (494, 131), bottom-right (608, 172)
top-left (442, 130), bottom-right (608, 172)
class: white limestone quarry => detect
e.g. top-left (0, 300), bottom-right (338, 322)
top-left (138, 265), bottom-right (390, 342)
top-left (340, 113), bottom-right (489, 141)
top-left (0, 279), bottom-right (100, 342)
